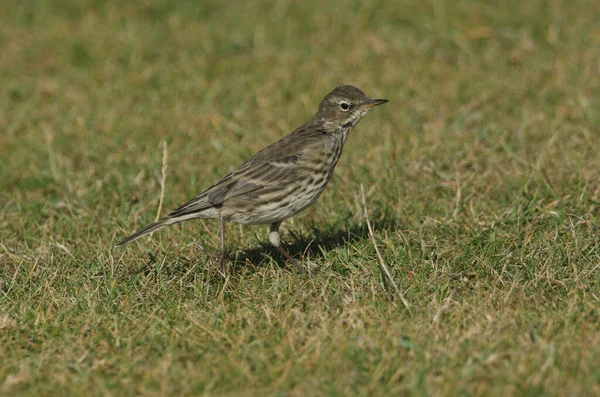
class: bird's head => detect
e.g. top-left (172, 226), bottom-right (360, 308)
top-left (316, 85), bottom-right (388, 129)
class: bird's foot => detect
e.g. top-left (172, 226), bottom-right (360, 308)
top-left (192, 242), bottom-right (229, 277)
top-left (217, 254), bottom-right (228, 277)
top-left (275, 246), bottom-right (305, 273)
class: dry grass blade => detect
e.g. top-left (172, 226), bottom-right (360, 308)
top-left (360, 183), bottom-right (411, 312)
top-left (155, 140), bottom-right (168, 222)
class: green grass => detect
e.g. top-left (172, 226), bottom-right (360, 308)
top-left (2, 0), bottom-right (600, 395)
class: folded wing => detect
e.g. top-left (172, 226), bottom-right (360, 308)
top-left (168, 155), bottom-right (300, 218)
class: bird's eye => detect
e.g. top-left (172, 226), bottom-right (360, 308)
top-left (340, 102), bottom-right (350, 111)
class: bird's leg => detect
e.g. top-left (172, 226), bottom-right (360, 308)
top-left (269, 222), bottom-right (303, 272)
top-left (218, 215), bottom-right (227, 275)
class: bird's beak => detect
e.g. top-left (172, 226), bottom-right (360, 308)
top-left (361, 98), bottom-right (389, 109)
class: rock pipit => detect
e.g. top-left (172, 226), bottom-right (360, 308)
top-left (117, 85), bottom-right (388, 272)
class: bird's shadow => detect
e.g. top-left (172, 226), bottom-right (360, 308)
top-left (131, 214), bottom-right (400, 279)
top-left (231, 215), bottom-right (400, 268)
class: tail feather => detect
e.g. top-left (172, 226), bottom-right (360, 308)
top-left (115, 217), bottom-right (176, 248)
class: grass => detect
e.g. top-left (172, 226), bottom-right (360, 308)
top-left (1, 0), bottom-right (600, 395)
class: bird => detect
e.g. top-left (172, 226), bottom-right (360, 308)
top-left (116, 85), bottom-right (388, 272)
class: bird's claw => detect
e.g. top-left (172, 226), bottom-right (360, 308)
top-left (192, 242), bottom-right (229, 276)
top-left (276, 246), bottom-right (305, 273)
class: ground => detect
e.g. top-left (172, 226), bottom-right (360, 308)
top-left (1, 0), bottom-right (599, 395)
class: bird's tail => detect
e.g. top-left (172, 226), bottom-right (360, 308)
top-left (115, 216), bottom-right (178, 248)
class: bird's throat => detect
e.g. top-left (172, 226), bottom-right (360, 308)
top-left (339, 124), bottom-right (353, 144)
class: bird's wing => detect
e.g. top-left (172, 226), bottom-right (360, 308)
top-left (167, 123), bottom-right (325, 219)
top-left (236, 123), bottom-right (325, 168)
top-left (167, 155), bottom-right (300, 218)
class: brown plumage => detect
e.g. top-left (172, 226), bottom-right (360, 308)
top-left (116, 85), bottom-right (388, 271)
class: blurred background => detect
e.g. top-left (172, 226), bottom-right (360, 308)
top-left (2, 0), bottom-right (599, 244)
